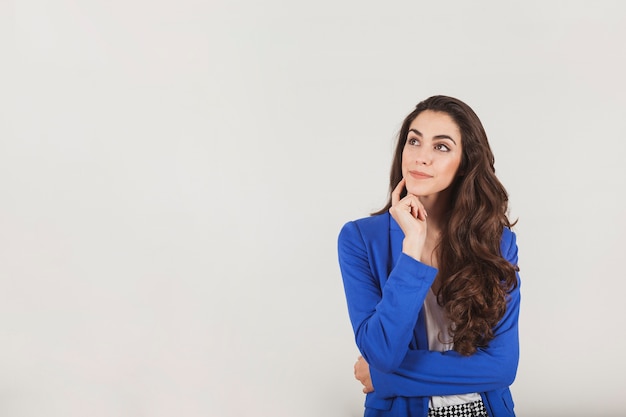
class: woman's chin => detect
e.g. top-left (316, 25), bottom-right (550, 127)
top-left (405, 185), bottom-right (426, 197)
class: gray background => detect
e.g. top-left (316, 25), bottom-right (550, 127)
top-left (2, 0), bottom-right (626, 416)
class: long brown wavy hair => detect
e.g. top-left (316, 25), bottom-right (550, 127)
top-left (373, 95), bottom-right (519, 356)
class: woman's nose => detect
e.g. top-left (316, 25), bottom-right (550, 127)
top-left (415, 147), bottom-right (432, 165)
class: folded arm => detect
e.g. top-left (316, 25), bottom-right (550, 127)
top-left (370, 230), bottom-right (521, 398)
top-left (370, 281), bottom-right (520, 397)
top-left (338, 221), bottom-right (437, 373)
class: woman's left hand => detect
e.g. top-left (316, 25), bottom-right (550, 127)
top-left (354, 355), bottom-right (374, 393)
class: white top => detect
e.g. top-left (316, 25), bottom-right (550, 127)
top-left (423, 289), bottom-right (481, 409)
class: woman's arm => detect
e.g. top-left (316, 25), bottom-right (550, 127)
top-left (369, 230), bottom-right (521, 398)
top-left (338, 220), bottom-right (437, 373)
top-left (371, 282), bottom-right (520, 397)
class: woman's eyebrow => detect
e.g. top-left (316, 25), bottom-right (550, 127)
top-left (409, 128), bottom-right (457, 145)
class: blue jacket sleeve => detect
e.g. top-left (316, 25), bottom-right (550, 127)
top-left (369, 230), bottom-right (521, 398)
top-left (338, 220), bottom-right (438, 373)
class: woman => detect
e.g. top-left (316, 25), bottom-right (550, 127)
top-left (337, 95), bottom-right (520, 417)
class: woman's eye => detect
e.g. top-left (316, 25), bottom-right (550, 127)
top-left (435, 143), bottom-right (450, 152)
top-left (408, 138), bottom-right (419, 146)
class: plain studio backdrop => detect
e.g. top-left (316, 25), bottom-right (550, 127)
top-left (2, 0), bottom-right (626, 416)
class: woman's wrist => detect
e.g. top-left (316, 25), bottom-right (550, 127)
top-left (402, 238), bottom-right (423, 262)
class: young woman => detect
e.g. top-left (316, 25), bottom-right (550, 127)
top-left (337, 95), bottom-right (521, 417)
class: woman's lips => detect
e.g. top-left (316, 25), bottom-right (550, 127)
top-left (408, 170), bottom-right (433, 179)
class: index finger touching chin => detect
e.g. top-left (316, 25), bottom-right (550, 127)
top-left (391, 178), bottom-right (406, 203)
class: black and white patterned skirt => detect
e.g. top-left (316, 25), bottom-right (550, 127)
top-left (427, 400), bottom-right (488, 417)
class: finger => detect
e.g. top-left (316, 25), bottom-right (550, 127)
top-left (415, 201), bottom-right (427, 221)
top-left (408, 196), bottom-right (419, 219)
top-left (362, 380), bottom-right (373, 394)
top-left (405, 195), bottom-right (420, 219)
top-left (419, 206), bottom-right (428, 220)
top-left (354, 357), bottom-right (361, 368)
top-left (406, 194), bottom-right (427, 220)
top-left (391, 178), bottom-right (406, 206)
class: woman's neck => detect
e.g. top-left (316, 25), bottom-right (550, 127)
top-left (417, 189), bottom-right (452, 233)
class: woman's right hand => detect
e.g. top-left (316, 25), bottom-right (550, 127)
top-left (388, 178), bottom-right (428, 261)
top-left (354, 356), bottom-right (374, 394)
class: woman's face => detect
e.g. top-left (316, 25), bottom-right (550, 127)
top-left (401, 110), bottom-right (463, 198)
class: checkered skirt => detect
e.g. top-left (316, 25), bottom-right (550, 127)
top-left (427, 400), bottom-right (488, 417)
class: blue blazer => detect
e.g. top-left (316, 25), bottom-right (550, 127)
top-left (338, 212), bottom-right (521, 417)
